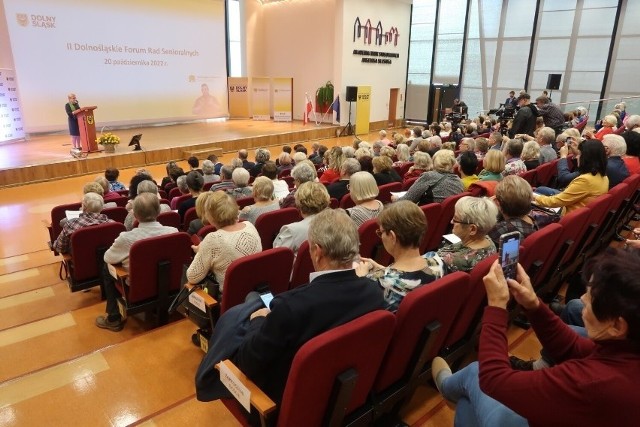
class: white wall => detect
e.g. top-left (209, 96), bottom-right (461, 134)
top-left (245, 0), bottom-right (337, 121)
top-left (336, 0), bottom-right (411, 124)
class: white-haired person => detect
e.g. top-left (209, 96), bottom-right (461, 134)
top-left (586, 114), bottom-right (617, 141)
top-left (274, 181), bottom-right (330, 256)
top-left (327, 158), bottom-right (361, 201)
top-left (426, 196), bottom-right (498, 273)
top-left (344, 172), bottom-right (384, 227)
top-left (279, 161), bottom-right (317, 209)
top-left (202, 160), bottom-right (221, 184)
top-left (379, 129), bottom-right (391, 146)
top-left (396, 150), bottom-right (463, 204)
top-left (226, 167), bottom-right (253, 199)
top-left (403, 151), bottom-right (433, 182)
top-left (393, 143), bottom-right (412, 167)
top-left (249, 148), bottom-right (271, 177)
top-left (239, 177), bottom-right (280, 225)
top-left (602, 134), bottom-right (630, 189)
top-left (124, 180), bottom-right (172, 231)
top-left (277, 152), bottom-right (293, 175)
top-left (521, 140), bottom-right (541, 170)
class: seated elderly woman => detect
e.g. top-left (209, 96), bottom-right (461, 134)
top-left (260, 161), bottom-right (290, 200)
top-left (372, 156), bottom-right (403, 186)
top-left (521, 140), bottom-right (541, 170)
top-left (124, 180), bottom-right (172, 230)
top-left (397, 150), bottom-right (463, 204)
top-left (534, 139), bottom-right (609, 214)
top-left (488, 175), bottom-right (538, 247)
top-left (277, 152), bottom-right (293, 174)
top-left (587, 114), bottom-right (617, 141)
top-left (249, 148), bottom-right (271, 177)
top-left (239, 176), bottom-right (279, 225)
top-left (226, 167), bottom-right (253, 200)
top-left (404, 151), bottom-right (433, 182)
top-left (478, 149), bottom-right (506, 182)
top-left (345, 171), bottom-right (384, 227)
top-left (105, 168), bottom-right (126, 192)
top-left (379, 145), bottom-right (396, 160)
top-left (432, 247), bottom-right (640, 426)
top-left (502, 139), bottom-right (527, 176)
top-left (428, 196), bottom-right (498, 273)
top-left (202, 160), bottom-right (220, 184)
top-left (319, 146), bottom-right (345, 184)
top-left (178, 171), bottom-right (204, 221)
top-left (186, 191), bottom-right (261, 296)
top-left (356, 201), bottom-right (436, 311)
top-left (393, 143), bottom-right (412, 166)
top-left (274, 181), bottom-right (330, 255)
top-left (279, 161), bottom-right (317, 208)
top-left (95, 176), bottom-right (122, 202)
top-left (187, 191), bottom-right (214, 235)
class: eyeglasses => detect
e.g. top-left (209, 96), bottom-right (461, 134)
top-left (451, 218), bottom-right (473, 225)
top-left (375, 229), bottom-right (386, 237)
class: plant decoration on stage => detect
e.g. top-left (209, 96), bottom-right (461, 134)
top-left (315, 81), bottom-right (334, 114)
top-left (96, 132), bottom-right (120, 145)
top-left (96, 132), bottom-right (120, 146)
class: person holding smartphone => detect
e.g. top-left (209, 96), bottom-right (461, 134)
top-left (431, 247), bottom-right (640, 426)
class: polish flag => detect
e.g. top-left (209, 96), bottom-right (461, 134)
top-left (303, 94), bottom-right (313, 125)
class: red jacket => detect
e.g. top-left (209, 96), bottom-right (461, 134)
top-left (478, 304), bottom-right (640, 427)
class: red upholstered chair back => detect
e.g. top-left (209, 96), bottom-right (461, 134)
top-left (278, 311), bottom-right (396, 427)
top-left (171, 194), bottom-right (192, 210)
top-left (402, 176), bottom-right (419, 191)
top-left (578, 193), bottom-right (613, 250)
top-left (50, 202), bottom-right (82, 242)
top-left (101, 207), bottom-right (128, 224)
top-left (196, 224), bottom-right (217, 240)
top-left (613, 125), bottom-right (625, 135)
top-left (290, 240), bottom-right (314, 289)
top-left (377, 182), bottom-right (402, 204)
top-left (156, 211), bottom-right (181, 229)
top-left (221, 247), bottom-right (295, 314)
top-left (424, 192), bottom-right (471, 252)
top-left (255, 207), bottom-right (301, 250)
top-left (442, 255), bottom-right (496, 349)
top-left (518, 169), bottom-right (537, 186)
top-left (111, 196), bottom-right (129, 207)
top-left (358, 219), bottom-right (392, 265)
top-left (340, 193), bottom-right (356, 209)
top-left (468, 180), bottom-right (498, 197)
top-left (374, 271), bottom-right (470, 393)
top-left (126, 232), bottom-right (192, 303)
top-left (235, 196), bottom-right (255, 210)
top-left (329, 198), bottom-right (339, 209)
top-left (168, 187), bottom-right (181, 200)
top-left (520, 223), bottom-right (563, 275)
top-left (535, 159), bottom-right (558, 187)
top-left (419, 203), bottom-right (443, 253)
top-left (183, 207), bottom-right (198, 231)
top-left (397, 162), bottom-right (414, 177)
top-left (69, 222), bottom-right (125, 282)
top-left (282, 176), bottom-right (295, 189)
top-left (278, 168), bottom-right (292, 178)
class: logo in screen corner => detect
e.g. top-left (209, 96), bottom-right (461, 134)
top-left (16, 13), bottom-right (29, 27)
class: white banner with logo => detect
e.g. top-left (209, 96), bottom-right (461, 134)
top-left (227, 77), bottom-right (250, 118)
top-left (251, 77), bottom-right (271, 121)
top-left (272, 77), bottom-right (292, 122)
top-left (0, 69), bottom-right (25, 142)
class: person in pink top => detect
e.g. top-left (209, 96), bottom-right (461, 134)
top-left (432, 247), bottom-right (640, 427)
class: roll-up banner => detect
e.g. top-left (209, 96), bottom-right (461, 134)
top-left (272, 77), bottom-right (292, 122)
top-left (355, 86), bottom-right (371, 135)
top-left (252, 77), bottom-right (271, 121)
top-left (227, 77), bottom-right (250, 119)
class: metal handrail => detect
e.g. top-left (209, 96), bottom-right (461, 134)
top-left (558, 95), bottom-right (640, 108)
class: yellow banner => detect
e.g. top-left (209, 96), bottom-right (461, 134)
top-left (227, 77), bottom-right (250, 118)
top-left (252, 77), bottom-right (271, 121)
top-left (272, 77), bottom-right (293, 122)
top-left (355, 86), bottom-right (371, 135)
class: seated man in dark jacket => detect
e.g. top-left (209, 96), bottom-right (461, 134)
top-left (234, 209), bottom-right (384, 404)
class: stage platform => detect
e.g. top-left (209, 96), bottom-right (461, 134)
top-left (0, 119), bottom-right (340, 188)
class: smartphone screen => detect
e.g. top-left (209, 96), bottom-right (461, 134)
top-left (499, 232), bottom-right (520, 280)
top-left (259, 292), bottom-right (274, 308)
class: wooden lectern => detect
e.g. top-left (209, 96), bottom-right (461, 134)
top-left (73, 106), bottom-right (99, 153)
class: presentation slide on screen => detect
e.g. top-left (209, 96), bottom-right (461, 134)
top-left (3, 0), bottom-right (228, 132)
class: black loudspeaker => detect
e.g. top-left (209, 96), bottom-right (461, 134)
top-left (346, 86), bottom-right (357, 102)
top-left (546, 74), bottom-right (562, 90)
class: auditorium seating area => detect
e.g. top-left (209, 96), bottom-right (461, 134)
top-left (1, 129), bottom-right (638, 426)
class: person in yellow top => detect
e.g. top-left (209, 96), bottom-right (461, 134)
top-left (534, 139), bottom-right (608, 214)
top-left (459, 151), bottom-right (480, 190)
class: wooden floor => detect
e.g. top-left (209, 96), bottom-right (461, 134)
top-left (0, 133), bottom-right (546, 426)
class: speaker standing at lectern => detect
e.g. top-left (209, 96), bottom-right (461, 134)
top-left (65, 93), bottom-right (81, 149)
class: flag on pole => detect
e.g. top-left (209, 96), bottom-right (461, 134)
top-left (330, 95), bottom-right (340, 123)
top-left (303, 93), bottom-right (313, 125)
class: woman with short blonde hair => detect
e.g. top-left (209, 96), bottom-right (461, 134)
top-left (398, 150), bottom-right (463, 204)
top-left (187, 191), bottom-right (214, 235)
top-left (521, 141), bottom-right (541, 170)
top-left (373, 155), bottom-right (403, 185)
top-left (186, 191), bottom-right (262, 294)
top-left (404, 151), bottom-right (433, 182)
top-left (239, 176), bottom-right (279, 225)
top-left (346, 172), bottom-right (384, 227)
top-left (479, 150), bottom-right (506, 181)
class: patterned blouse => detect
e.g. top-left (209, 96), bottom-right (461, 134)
top-left (435, 237), bottom-right (497, 273)
top-left (368, 265), bottom-right (436, 312)
top-left (346, 200), bottom-right (384, 228)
